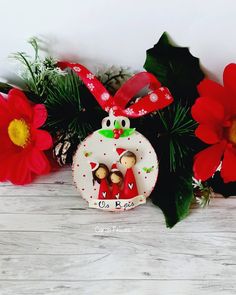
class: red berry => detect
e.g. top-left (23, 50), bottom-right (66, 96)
top-left (118, 129), bottom-right (124, 135)
top-left (113, 129), bottom-right (119, 133)
top-left (114, 133), bottom-right (120, 139)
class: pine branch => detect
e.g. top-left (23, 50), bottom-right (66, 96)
top-left (11, 38), bottom-right (65, 102)
top-left (44, 70), bottom-right (102, 141)
top-left (12, 52), bottom-right (37, 93)
top-left (156, 103), bottom-right (197, 172)
top-left (28, 37), bottom-right (39, 61)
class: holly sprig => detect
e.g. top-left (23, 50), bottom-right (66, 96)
top-left (142, 32), bottom-right (206, 227)
top-left (98, 121), bottom-right (135, 139)
top-left (143, 167), bottom-right (154, 173)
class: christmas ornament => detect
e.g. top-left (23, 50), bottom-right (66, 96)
top-left (58, 62), bottom-right (174, 211)
top-left (0, 88), bottom-right (52, 184)
top-left (73, 113), bottom-right (159, 211)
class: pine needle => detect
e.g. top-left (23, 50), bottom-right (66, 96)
top-left (157, 102), bottom-right (197, 172)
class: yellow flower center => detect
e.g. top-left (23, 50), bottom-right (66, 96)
top-left (8, 119), bottom-right (30, 148)
top-left (227, 120), bottom-right (236, 144)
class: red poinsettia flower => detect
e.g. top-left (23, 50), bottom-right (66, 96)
top-left (191, 63), bottom-right (236, 183)
top-left (0, 88), bottom-right (52, 185)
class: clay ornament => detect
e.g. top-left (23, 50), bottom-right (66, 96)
top-left (73, 112), bottom-right (159, 211)
top-left (65, 62), bottom-right (173, 211)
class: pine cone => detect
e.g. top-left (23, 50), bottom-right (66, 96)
top-left (53, 132), bottom-right (78, 166)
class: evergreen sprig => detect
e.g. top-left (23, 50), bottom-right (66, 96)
top-left (157, 103), bottom-right (197, 172)
top-left (10, 37), bottom-right (65, 101)
top-left (43, 69), bottom-right (106, 164)
top-left (44, 70), bottom-right (94, 139)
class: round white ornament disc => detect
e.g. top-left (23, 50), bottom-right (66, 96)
top-left (73, 115), bottom-right (158, 211)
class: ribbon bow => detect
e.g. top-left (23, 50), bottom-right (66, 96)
top-left (58, 61), bottom-right (174, 118)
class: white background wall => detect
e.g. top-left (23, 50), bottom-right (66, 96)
top-left (0, 0), bottom-right (235, 82)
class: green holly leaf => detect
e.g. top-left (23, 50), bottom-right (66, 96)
top-left (98, 129), bottom-right (114, 138)
top-left (175, 173), bottom-right (194, 223)
top-left (143, 167), bottom-right (153, 173)
top-left (120, 128), bottom-right (135, 137)
top-left (151, 168), bottom-right (193, 228)
top-left (140, 33), bottom-right (206, 227)
top-left (144, 32), bottom-right (205, 105)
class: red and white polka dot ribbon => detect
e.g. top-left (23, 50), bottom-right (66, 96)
top-left (57, 61), bottom-right (174, 118)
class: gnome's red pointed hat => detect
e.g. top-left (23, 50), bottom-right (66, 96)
top-left (89, 161), bottom-right (99, 171)
top-left (111, 162), bottom-right (119, 172)
top-left (116, 148), bottom-right (127, 159)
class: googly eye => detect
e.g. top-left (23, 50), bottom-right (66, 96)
top-left (121, 119), bottom-right (126, 128)
top-left (106, 119), bottom-right (111, 127)
top-left (118, 117), bottom-right (130, 128)
top-left (102, 117), bottom-right (115, 129)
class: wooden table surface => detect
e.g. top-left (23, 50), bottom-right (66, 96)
top-left (0, 166), bottom-right (235, 295)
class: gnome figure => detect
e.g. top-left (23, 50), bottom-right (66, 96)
top-left (116, 148), bottom-right (139, 199)
top-left (90, 161), bottom-right (111, 199)
top-left (108, 162), bottom-right (123, 199)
